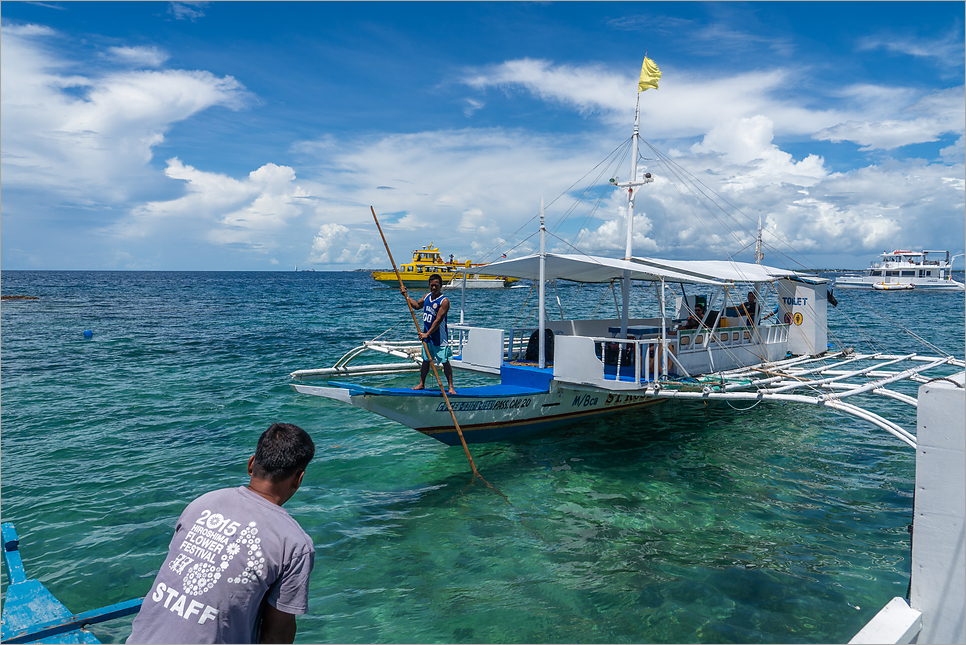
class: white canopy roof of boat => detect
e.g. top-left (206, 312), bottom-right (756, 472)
top-left (468, 253), bottom-right (725, 285)
top-left (470, 253), bottom-right (826, 285)
top-left (629, 257), bottom-right (826, 284)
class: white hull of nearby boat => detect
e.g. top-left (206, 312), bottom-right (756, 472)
top-left (290, 380), bottom-right (665, 445)
top-left (836, 278), bottom-right (964, 291)
top-left (836, 249), bottom-right (964, 292)
top-left (444, 277), bottom-right (509, 289)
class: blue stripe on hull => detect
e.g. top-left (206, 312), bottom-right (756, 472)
top-left (417, 398), bottom-right (666, 445)
top-left (328, 381), bottom-right (547, 397)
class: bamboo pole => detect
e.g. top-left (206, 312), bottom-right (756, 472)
top-left (370, 206), bottom-right (483, 479)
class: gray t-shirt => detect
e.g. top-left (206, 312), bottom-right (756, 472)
top-left (128, 486), bottom-right (314, 644)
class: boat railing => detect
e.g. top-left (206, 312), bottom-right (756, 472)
top-left (449, 322), bottom-right (792, 384)
top-left (676, 323), bottom-right (788, 353)
top-left (548, 334), bottom-right (678, 387)
top-left (592, 336), bottom-right (667, 383)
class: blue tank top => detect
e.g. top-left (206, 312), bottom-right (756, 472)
top-left (421, 292), bottom-right (448, 346)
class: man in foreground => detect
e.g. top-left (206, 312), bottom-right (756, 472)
top-left (400, 272), bottom-right (456, 393)
top-left (128, 423), bottom-right (316, 644)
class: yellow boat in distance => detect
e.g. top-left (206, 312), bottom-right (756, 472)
top-left (371, 244), bottom-right (519, 289)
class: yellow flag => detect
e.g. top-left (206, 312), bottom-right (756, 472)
top-left (638, 57), bottom-right (661, 92)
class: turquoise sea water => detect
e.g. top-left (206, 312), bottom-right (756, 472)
top-left (2, 270), bottom-right (963, 644)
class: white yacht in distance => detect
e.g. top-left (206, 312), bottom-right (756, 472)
top-left (835, 250), bottom-right (964, 291)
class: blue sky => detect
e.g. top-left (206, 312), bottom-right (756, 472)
top-left (2, 2), bottom-right (963, 271)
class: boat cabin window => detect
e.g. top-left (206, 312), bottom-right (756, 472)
top-left (869, 270), bottom-right (883, 276)
top-left (901, 271), bottom-right (915, 277)
top-left (886, 271), bottom-right (899, 277)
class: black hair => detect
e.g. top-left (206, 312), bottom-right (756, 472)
top-left (428, 273), bottom-right (443, 286)
top-left (252, 423), bottom-right (315, 482)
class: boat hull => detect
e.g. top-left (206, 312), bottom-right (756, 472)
top-left (372, 273), bottom-right (512, 289)
top-left (291, 381), bottom-right (665, 445)
top-left (835, 279), bottom-right (964, 291)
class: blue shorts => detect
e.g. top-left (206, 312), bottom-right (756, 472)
top-left (422, 342), bottom-right (453, 365)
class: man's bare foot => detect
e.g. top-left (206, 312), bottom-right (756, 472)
top-left (412, 384), bottom-right (425, 390)
top-left (448, 388), bottom-right (456, 395)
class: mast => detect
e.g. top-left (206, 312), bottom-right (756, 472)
top-left (625, 95), bottom-right (641, 262)
top-left (538, 199), bottom-right (547, 369)
top-left (755, 212), bottom-right (764, 264)
top-left (754, 212), bottom-right (763, 325)
top-left (611, 92), bottom-right (653, 338)
top-left (620, 96), bottom-right (643, 339)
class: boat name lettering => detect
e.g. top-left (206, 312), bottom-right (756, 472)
top-left (573, 394), bottom-right (599, 407)
top-left (604, 393), bottom-right (648, 405)
top-left (781, 296), bottom-right (808, 306)
top-left (150, 582), bottom-right (218, 624)
top-left (436, 398), bottom-right (531, 412)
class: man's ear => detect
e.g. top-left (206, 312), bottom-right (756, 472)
top-left (294, 470), bottom-right (305, 491)
top-left (247, 455), bottom-right (255, 477)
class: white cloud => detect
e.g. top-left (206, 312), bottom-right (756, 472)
top-left (463, 58), bottom-right (630, 119)
top-left (572, 213), bottom-right (659, 256)
top-left (3, 35), bottom-right (961, 271)
top-left (607, 13), bottom-right (795, 57)
top-left (462, 58), bottom-right (965, 158)
top-left (856, 30), bottom-right (964, 67)
top-left (118, 158), bottom-right (312, 250)
top-left (0, 23), bottom-right (248, 205)
top-left (463, 98), bottom-right (484, 117)
top-left (168, 1), bottom-right (207, 21)
top-left (940, 135), bottom-right (965, 164)
top-left (292, 127), bottom-right (607, 266)
top-left (461, 58), bottom-right (852, 139)
top-left (287, 102), bottom-right (962, 268)
top-left (2, 23), bottom-right (56, 36)
top-left (106, 46), bottom-right (170, 68)
top-left (309, 223), bottom-right (376, 264)
top-left (815, 119), bottom-right (941, 150)
top-left (814, 85), bottom-right (964, 150)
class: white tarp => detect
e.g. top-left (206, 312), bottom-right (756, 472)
top-left (629, 257), bottom-right (819, 283)
top-left (472, 253), bottom-right (825, 285)
top-left (468, 253), bottom-right (725, 285)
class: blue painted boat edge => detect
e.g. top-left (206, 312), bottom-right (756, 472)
top-left (1, 523), bottom-right (143, 645)
top-left (328, 380), bottom-right (547, 397)
top-left (417, 397), bottom-right (667, 445)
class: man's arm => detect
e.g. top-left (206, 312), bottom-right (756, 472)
top-left (260, 603), bottom-right (297, 644)
top-left (399, 286), bottom-right (425, 309)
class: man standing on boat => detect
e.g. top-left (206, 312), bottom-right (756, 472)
top-left (127, 423), bottom-right (315, 644)
top-left (401, 273), bottom-right (456, 394)
top-left (741, 291), bottom-right (758, 326)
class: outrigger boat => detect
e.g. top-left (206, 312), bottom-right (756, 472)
top-left (836, 249), bottom-right (964, 291)
top-left (291, 68), bottom-right (964, 447)
top-left (371, 244), bottom-right (518, 289)
top-left (1, 523), bottom-right (142, 644)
